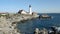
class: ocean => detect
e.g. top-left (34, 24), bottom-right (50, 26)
top-left (17, 13), bottom-right (60, 34)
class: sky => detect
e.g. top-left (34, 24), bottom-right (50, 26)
top-left (0, 0), bottom-right (60, 13)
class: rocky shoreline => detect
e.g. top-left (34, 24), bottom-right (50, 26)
top-left (0, 13), bottom-right (39, 34)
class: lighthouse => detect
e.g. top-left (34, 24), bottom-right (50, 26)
top-left (29, 5), bottom-right (32, 14)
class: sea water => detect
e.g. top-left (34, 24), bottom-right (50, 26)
top-left (17, 13), bottom-right (60, 34)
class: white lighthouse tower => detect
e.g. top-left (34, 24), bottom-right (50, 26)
top-left (29, 5), bottom-right (32, 14)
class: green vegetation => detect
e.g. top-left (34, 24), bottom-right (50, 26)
top-left (0, 14), bottom-right (3, 17)
top-left (0, 14), bottom-right (7, 17)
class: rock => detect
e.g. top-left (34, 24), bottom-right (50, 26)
top-left (0, 13), bottom-right (39, 34)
